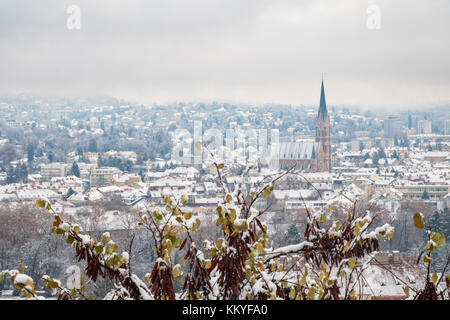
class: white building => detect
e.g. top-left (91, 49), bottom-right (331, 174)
top-left (90, 167), bottom-right (121, 187)
top-left (417, 120), bottom-right (432, 134)
top-left (40, 163), bottom-right (69, 179)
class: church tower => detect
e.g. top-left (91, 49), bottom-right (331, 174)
top-left (315, 79), bottom-right (331, 172)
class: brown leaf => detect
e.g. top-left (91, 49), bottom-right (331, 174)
top-left (179, 238), bottom-right (187, 251)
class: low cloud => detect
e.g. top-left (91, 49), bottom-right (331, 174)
top-left (0, 0), bottom-right (449, 109)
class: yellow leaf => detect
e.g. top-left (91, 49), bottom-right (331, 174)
top-left (236, 220), bottom-right (248, 231)
top-left (347, 212), bottom-right (353, 223)
top-left (26, 278), bottom-right (36, 295)
top-left (216, 238), bottom-right (224, 248)
top-left (183, 211), bottom-right (192, 220)
top-left (320, 212), bottom-right (327, 223)
top-left (328, 204), bottom-right (333, 212)
top-left (228, 209), bottom-right (236, 222)
top-left (172, 265), bottom-right (183, 278)
top-left (154, 211), bottom-right (163, 221)
top-left (349, 289), bottom-right (355, 299)
top-left (264, 187), bottom-right (273, 198)
top-left (430, 273), bottom-right (438, 284)
top-left (299, 274), bottom-right (307, 286)
top-left (217, 163), bottom-right (224, 169)
top-left (163, 195), bottom-right (171, 204)
top-left (430, 232), bottom-right (446, 248)
top-left (413, 212), bottom-right (424, 229)
top-left (289, 289), bottom-right (296, 299)
top-left (307, 287), bottom-right (316, 300)
top-left (348, 258), bottom-right (356, 270)
top-left (194, 218), bottom-right (201, 231)
top-left (403, 285), bottom-right (410, 297)
top-left (194, 141), bottom-right (202, 151)
top-left (18, 264), bottom-right (25, 273)
top-left (94, 245), bottom-right (104, 255)
top-left (226, 194), bottom-right (233, 203)
top-left (423, 255), bottom-right (432, 263)
top-left (35, 199), bottom-right (46, 208)
top-left (342, 241), bottom-right (350, 253)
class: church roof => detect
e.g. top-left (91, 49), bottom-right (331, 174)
top-left (272, 141), bottom-right (320, 160)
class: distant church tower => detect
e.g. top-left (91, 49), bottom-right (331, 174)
top-left (315, 79), bottom-right (331, 172)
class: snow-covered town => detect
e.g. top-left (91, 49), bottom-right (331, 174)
top-left (1, 1), bottom-right (449, 305)
top-left (1, 85), bottom-right (449, 300)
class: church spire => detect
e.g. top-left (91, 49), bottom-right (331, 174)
top-left (318, 79), bottom-right (327, 121)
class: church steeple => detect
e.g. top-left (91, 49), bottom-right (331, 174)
top-left (315, 78), bottom-right (331, 172)
top-left (318, 79), bottom-right (328, 121)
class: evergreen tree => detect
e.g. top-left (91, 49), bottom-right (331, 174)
top-left (428, 209), bottom-right (450, 271)
top-left (19, 163), bottom-right (28, 183)
top-left (47, 151), bottom-right (54, 163)
top-left (88, 138), bottom-right (98, 152)
top-left (392, 150), bottom-right (399, 160)
top-left (70, 162), bottom-right (81, 178)
top-left (6, 166), bottom-right (18, 184)
top-left (421, 190), bottom-right (430, 200)
top-left (372, 153), bottom-right (379, 167)
top-left (27, 144), bottom-right (34, 165)
top-left (284, 224), bottom-right (302, 245)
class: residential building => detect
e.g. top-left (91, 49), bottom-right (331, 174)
top-left (41, 163), bottom-right (69, 179)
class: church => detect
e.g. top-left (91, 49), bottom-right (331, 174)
top-left (271, 80), bottom-right (332, 172)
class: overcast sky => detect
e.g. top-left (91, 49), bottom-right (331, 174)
top-left (1, 0), bottom-right (449, 109)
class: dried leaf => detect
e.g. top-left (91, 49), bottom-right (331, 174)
top-left (413, 212), bottom-right (424, 229)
